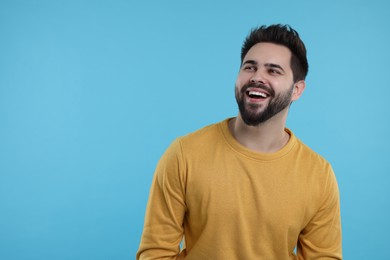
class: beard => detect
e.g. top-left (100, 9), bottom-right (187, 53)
top-left (235, 82), bottom-right (294, 126)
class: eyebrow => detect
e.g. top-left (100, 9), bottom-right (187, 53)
top-left (242, 60), bottom-right (257, 66)
top-left (242, 60), bottom-right (285, 72)
top-left (265, 63), bottom-right (285, 72)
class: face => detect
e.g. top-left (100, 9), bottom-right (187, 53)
top-left (235, 42), bottom-right (303, 126)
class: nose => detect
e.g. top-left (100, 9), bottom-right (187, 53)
top-left (250, 70), bottom-right (267, 85)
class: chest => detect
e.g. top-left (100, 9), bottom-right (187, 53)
top-left (184, 155), bottom-right (316, 235)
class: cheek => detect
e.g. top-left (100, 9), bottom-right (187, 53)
top-left (234, 79), bottom-right (240, 92)
top-left (235, 76), bottom-right (246, 90)
top-left (235, 80), bottom-right (240, 90)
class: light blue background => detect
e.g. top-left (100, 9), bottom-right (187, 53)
top-left (1, 0), bottom-right (389, 259)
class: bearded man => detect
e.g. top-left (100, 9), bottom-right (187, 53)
top-left (137, 24), bottom-right (342, 260)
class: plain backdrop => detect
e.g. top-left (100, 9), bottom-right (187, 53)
top-left (1, 0), bottom-right (389, 259)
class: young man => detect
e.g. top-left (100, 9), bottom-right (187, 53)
top-left (137, 24), bottom-right (342, 259)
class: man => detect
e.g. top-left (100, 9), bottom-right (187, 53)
top-left (137, 24), bottom-right (342, 259)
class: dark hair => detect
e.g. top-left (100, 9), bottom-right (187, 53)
top-left (241, 24), bottom-right (309, 82)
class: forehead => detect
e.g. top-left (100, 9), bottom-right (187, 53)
top-left (243, 42), bottom-right (292, 69)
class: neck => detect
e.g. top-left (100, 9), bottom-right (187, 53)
top-left (229, 110), bottom-right (290, 153)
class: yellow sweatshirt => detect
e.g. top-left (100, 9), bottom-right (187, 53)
top-left (137, 118), bottom-right (342, 259)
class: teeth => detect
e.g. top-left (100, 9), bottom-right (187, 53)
top-left (248, 91), bottom-right (267, 98)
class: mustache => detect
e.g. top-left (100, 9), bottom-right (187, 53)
top-left (241, 83), bottom-right (275, 96)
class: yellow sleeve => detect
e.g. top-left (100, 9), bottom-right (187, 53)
top-left (136, 139), bottom-right (187, 260)
top-left (297, 166), bottom-right (342, 259)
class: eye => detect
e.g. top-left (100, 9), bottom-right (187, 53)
top-left (243, 65), bottom-right (256, 72)
top-left (268, 68), bottom-right (281, 75)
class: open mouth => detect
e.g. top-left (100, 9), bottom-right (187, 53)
top-left (247, 90), bottom-right (269, 99)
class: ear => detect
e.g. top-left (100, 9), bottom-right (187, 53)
top-left (291, 80), bottom-right (306, 101)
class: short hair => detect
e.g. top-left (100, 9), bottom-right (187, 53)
top-left (241, 24), bottom-right (309, 82)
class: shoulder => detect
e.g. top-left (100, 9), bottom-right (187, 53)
top-left (160, 119), bottom-right (226, 159)
top-left (290, 133), bottom-right (340, 208)
top-left (292, 134), bottom-right (332, 170)
top-left (177, 119), bottom-right (226, 148)
top-left (155, 120), bottom-right (226, 178)
top-left (289, 132), bottom-right (336, 185)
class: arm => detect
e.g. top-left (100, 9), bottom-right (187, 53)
top-left (137, 139), bottom-right (187, 260)
top-left (297, 167), bottom-right (342, 259)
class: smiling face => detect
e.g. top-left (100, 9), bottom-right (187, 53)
top-left (235, 42), bottom-right (304, 126)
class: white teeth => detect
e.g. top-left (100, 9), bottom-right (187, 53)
top-left (248, 91), bottom-right (267, 98)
